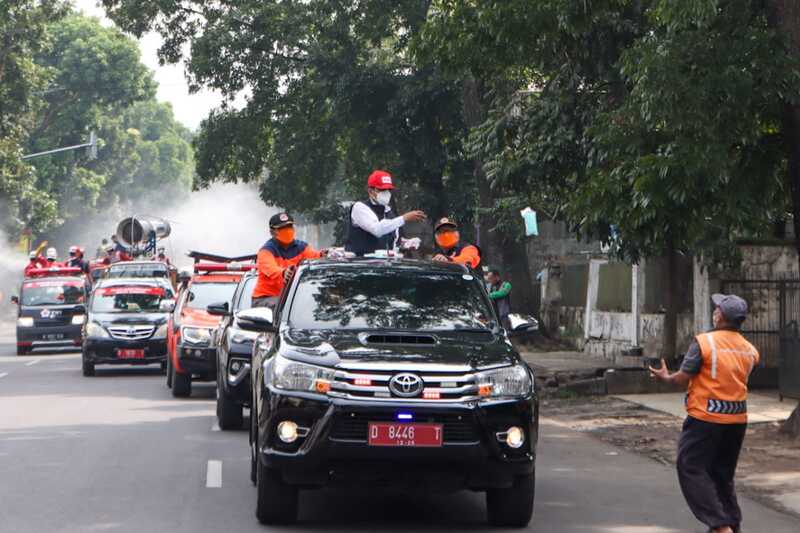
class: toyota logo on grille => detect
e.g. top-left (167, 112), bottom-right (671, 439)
top-left (389, 373), bottom-right (423, 398)
top-left (127, 327), bottom-right (137, 335)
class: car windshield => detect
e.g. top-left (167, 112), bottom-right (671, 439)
top-left (107, 264), bottom-right (168, 278)
top-left (236, 276), bottom-right (258, 311)
top-left (185, 282), bottom-right (237, 310)
top-left (21, 280), bottom-right (86, 306)
top-left (288, 268), bottom-right (494, 331)
top-left (91, 285), bottom-right (166, 313)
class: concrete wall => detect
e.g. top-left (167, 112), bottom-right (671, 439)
top-left (584, 310), bottom-right (694, 362)
top-left (525, 220), bottom-right (602, 281)
top-left (738, 244), bottom-right (798, 278)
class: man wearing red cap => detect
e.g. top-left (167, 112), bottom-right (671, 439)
top-left (345, 170), bottom-right (426, 256)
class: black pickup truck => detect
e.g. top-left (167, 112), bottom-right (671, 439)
top-left (248, 258), bottom-right (539, 526)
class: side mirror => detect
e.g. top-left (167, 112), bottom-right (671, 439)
top-left (159, 299), bottom-right (176, 313)
top-left (10, 295), bottom-right (19, 305)
top-left (235, 307), bottom-right (275, 333)
top-left (207, 301), bottom-right (230, 316)
top-left (508, 313), bottom-right (539, 332)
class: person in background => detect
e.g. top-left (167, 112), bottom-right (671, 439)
top-left (96, 238), bottom-right (109, 258)
top-left (431, 217), bottom-right (481, 269)
top-left (649, 294), bottom-right (759, 533)
top-left (45, 247), bottom-right (61, 267)
top-left (345, 170), bottom-right (426, 256)
top-left (66, 246), bottom-right (89, 273)
top-left (486, 268), bottom-right (512, 329)
top-left (252, 212), bottom-right (323, 308)
top-left (24, 252), bottom-right (45, 276)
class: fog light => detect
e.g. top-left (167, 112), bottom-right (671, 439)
top-left (506, 426), bottom-right (525, 449)
top-left (231, 360), bottom-right (242, 372)
top-left (194, 349), bottom-right (203, 357)
top-left (277, 421), bottom-right (299, 443)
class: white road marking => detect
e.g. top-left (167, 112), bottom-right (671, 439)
top-left (25, 359), bottom-right (40, 367)
top-left (206, 460), bottom-right (222, 488)
top-left (0, 372), bottom-right (8, 379)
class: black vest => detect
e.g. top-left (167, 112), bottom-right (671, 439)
top-left (345, 200), bottom-right (396, 256)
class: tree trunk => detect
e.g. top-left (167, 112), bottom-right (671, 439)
top-left (770, 0), bottom-right (800, 436)
top-left (662, 239), bottom-right (679, 362)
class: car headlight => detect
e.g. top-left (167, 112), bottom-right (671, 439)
top-left (475, 365), bottom-right (533, 398)
top-left (71, 315), bottom-right (86, 325)
top-left (182, 326), bottom-right (212, 345)
top-left (268, 354), bottom-right (335, 394)
top-left (86, 321), bottom-right (109, 338)
top-left (152, 323), bottom-right (168, 339)
top-left (17, 317), bottom-right (34, 327)
top-left (230, 329), bottom-right (258, 344)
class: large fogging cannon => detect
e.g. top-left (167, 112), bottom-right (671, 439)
top-left (116, 216), bottom-right (171, 255)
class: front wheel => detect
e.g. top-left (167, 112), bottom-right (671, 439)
top-left (486, 471), bottom-right (535, 528)
top-left (255, 461), bottom-right (298, 525)
top-left (217, 383), bottom-right (243, 430)
top-left (171, 364), bottom-right (191, 397)
top-left (165, 356), bottom-right (173, 388)
top-left (16, 345), bottom-right (28, 356)
top-left (81, 353), bottom-right (95, 377)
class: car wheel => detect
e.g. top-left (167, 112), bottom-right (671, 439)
top-left (486, 471), bottom-right (535, 528)
top-left (255, 460), bottom-right (298, 525)
top-left (171, 366), bottom-right (191, 397)
top-left (165, 356), bottom-right (173, 388)
top-left (160, 360), bottom-right (167, 374)
top-left (81, 353), bottom-right (95, 377)
top-left (250, 407), bottom-right (257, 485)
top-left (217, 388), bottom-right (243, 430)
top-left (16, 345), bottom-right (28, 356)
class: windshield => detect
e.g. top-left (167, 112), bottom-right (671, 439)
top-left (106, 264), bottom-right (168, 278)
top-left (236, 276), bottom-right (258, 311)
top-left (21, 280), bottom-right (86, 306)
top-left (185, 282), bottom-right (237, 310)
top-left (288, 268), bottom-right (494, 331)
top-left (91, 285), bottom-right (166, 313)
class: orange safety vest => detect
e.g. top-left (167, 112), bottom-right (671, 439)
top-left (686, 330), bottom-right (760, 424)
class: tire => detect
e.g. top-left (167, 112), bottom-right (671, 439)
top-left (217, 380), bottom-right (244, 430)
top-left (16, 345), bottom-right (28, 356)
top-left (81, 354), bottom-right (95, 377)
top-left (165, 356), bottom-right (173, 388)
top-left (255, 461), bottom-right (298, 525)
top-left (486, 471), bottom-right (535, 528)
top-left (160, 360), bottom-right (167, 374)
top-left (171, 365), bottom-right (191, 397)
top-left (250, 407), bottom-right (258, 485)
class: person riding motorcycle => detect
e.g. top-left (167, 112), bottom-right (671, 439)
top-left (432, 217), bottom-right (481, 269)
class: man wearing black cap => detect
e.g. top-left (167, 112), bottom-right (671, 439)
top-left (252, 213), bottom-right (322, 308)
top-left (431, 217), bottom-right (481, 269)
top-left (650, 294), bottom-right (759, 533)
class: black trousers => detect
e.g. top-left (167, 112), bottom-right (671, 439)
top-left (677, 416), bottom-right (747, 530)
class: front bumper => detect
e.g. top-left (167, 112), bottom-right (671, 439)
top-left (83, 337), bottom-right (167, 364)
top-left (221, 344), bottom-right (253, 405)
top-left (257, 389), bottom-right (538, 491)
top-left (176, 342), bottom-right (216, 378)
top-left (17, 325), bottom-right (82, 349)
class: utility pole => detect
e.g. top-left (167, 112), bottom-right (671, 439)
top-left (22, 131), bottom-right (97, 161)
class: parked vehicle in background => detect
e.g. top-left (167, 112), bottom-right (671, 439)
top-left (208, 270), bottom-right (259, 429)
top-left (12, 267), bottom-right (89, 355)
top-left (81, 278), bottom-right (174, 376)
top-left (249, 258), bottom-right (539, 526)
top-left (166, 256), bottom-right (254, 398)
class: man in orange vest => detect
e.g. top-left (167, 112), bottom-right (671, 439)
top-left (252, 212), bottom-right (322, 308)
top-left (650, 294), bottom-right (759, 533)
top-left (431, 217), bottom-right (481, 269)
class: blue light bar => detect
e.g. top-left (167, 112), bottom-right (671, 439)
top-left (396, 413), bottom-right (413, 421)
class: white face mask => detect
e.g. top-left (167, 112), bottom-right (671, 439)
top-left (376, 190), bottom-right (392, 206)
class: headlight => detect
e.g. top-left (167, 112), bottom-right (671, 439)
top-left (475, 365), bottom-right (532, 398)
top-left (71, 315), bottom-right (86, 325)
top-left (17, 317), bottom-right (34, 327)
top-left (152, 323), bottom-right (168, 338)
top-left (231, 329), bottom-right (258, 344)
top-left (86, 322), bottom-right (109, 338)
top-left (268, 354), bottom-right (335, 394)
top-left (182, 326), bottom-right (212, 345)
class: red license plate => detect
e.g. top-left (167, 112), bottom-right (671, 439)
top-left (117, 349), bottom-right (145, 359)
top-left (368, 422), bottom-right (443, 447)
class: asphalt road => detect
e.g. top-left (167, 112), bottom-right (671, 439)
top-left (1, 345), bottom-right (797, 533)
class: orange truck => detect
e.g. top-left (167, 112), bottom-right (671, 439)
top-left (166, 252), bottom-right (256, 397)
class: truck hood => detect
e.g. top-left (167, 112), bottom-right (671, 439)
top-left (180, 307), bottom-right (220, 328)
top-left (279, 328), bottom-right (518, 370)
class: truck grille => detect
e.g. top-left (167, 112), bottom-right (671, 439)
top-left (330, 412), bottom-right (480, 444)
top-left (330, 366), bottom-right (481, 403)
top-left (107, 325), bottom-right (155, 340)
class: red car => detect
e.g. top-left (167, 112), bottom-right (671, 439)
top-left (166, 253), bottom-right (255, 397)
